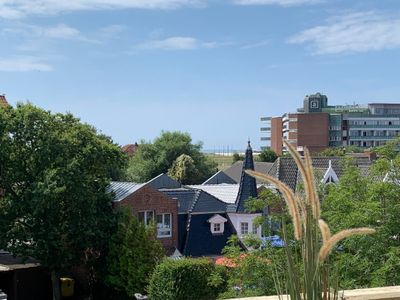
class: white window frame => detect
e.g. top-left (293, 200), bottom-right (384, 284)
top-left (252, 223), bottom-right (258, 235)
top-left (212, 223), bottom-right (223, 234)
top-left (138, 210), bottom-right (154, 226)
top-left (241, 222), bottom-right (249, 235)
top-left (156, 213), bottom-right (172, 238)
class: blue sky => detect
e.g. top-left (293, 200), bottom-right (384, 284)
top-left (1, 0), bottom-right (400, 151)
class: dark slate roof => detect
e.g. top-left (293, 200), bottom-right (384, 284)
top-left (268, 156), bottom-right (373, 191)
top-left (182, 213), bottom-right (237, 257)
top-left (235, 141), bottom-right (258, 212)
top-left (203, 161), bottom-right (274, 184)
top-left (191, 191), bottom-right (227, 213)
top-left (108, 181), bottom-right (145, 202)
top-left (147, 173), bottom-right (181, 190)
top-left (161, 189), bottom-right (198, 213)
top-left (224, 161), bottom-right (274, 183)
top-left (161, 188), bottom-right (227, 214)
top-left (202, 170), bottom-right (237, 184)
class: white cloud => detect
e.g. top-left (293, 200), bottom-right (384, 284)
top-left (241, 40), bottom-right (270, 49)
top-left (0, 57), bottom-right (52, 72)
top-left (234, 0), bottom-right (322, 6)
top-left (1, 23), bottom-right (96, 43)
top-left (288, 11), bottom-right (400, 54)
top-left (100, 24), bottom-right (127, 37)
top-left (0, 0), bottom-right (204, 18)
top-left (42, 24), bottom-right (81, 39)
top-left (137, 36), bottom-right (217, 50)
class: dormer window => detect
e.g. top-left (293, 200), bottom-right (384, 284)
top-left (213, 223), bottom-right (221, 233)
top-left (207, 214), bottom-right (227, 235)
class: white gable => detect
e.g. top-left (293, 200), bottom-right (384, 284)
top-left (321, 160), bottom-right (339, 184)
top-left (207, 214), bottom-right (227, 224)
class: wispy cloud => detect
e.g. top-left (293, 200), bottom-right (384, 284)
top-left (100, 24), bottom-right (128, 37)
top-left (0, 56), bottom-right (52, 72)
top-left (233, 0), bottom-right (322, 6)
top-left (241, 40), bottom-right (270, 49)
top-left (136, 36), bottom-right (217, 50)
top-left (288, 11), bottom-right (400, 54)
top-left (0, 0), bottom-right (204, 19)
top-left (2, 23), bottom-right (96, 43)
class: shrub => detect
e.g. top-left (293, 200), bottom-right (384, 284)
top-left (148, 258), bottom-right (224, 300)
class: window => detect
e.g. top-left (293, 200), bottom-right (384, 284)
top-left (252, 223), bottom-right (258, 234)
top-left (156, 213), bottom-right (172, 238)
top-left (240, 222), bottom-right (249, 235)
top-left (138, 210), bottom-right (154, 226)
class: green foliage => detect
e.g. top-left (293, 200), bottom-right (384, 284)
top-left (219, 236), bottom-right (277, 299)
top-left (257, 149), bottom-right (278, 162)
top-left (374, 136), bottom-right (400, 159)
top-left (0, 103), bottom-right (126, 274)
top-left (167, 154), bottom-right (199, 184)
top-left (318, 146), bottom-right (363, 157)
top-left (245, 188), bottom-right (284, 236)
top-left (322, 158), bottom-right (400, 289)
top-left (232, 152), bottom-right (244, 163)
top-left (105, 210), bottom-right (164, 297)
top-left (126, 131), bottom-right (217, 184)
top-left (148, 258), bottom-right (223, 300)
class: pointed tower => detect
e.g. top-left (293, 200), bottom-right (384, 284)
top-left (235, 140), bottom-right (258, 212)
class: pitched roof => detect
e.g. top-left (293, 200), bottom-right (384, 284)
top-left (203, 160), bottom-right (274, 185)
top-left (188, 184), bottom-right (239, 204)
top-left (268, 156), bottom-right (373, 191)
top-left (162, 189), bottom-right (198, 213)
top-left (108, 181), bottom-right (145, 202)
top-left (121, 143), bottom-right (138, 156)
top-left (0, 95), bottom-right (8, 108)
top-left (147, 173), bottom-right (181, 189)
top-left (161, 188), bottom-right (227, 214)
top-left (202, 170), bottom-right (237, 184)
top-left (235, 141), bottom-right (258, 212)
top-left (223, 161), bottom-right (274, 183)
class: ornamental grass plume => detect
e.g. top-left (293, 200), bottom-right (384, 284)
top-left (246, 140), bottom-right (375, 300)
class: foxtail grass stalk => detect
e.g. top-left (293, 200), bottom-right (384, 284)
top-left (247, 145), bottom-right (375, 300)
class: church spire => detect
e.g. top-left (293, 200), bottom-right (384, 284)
top-left (235, 140), bottom-right (258, 212)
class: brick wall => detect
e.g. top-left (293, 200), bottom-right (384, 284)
top-left (297, 113), bottom-right (329, 153)
top-left (114, 185), bottom-right (179, 253)
top-left (271, 117), bottom-right (283, 155)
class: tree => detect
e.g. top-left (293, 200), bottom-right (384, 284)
top-left (232, 152), bottom-right (244, 163)
top-left (322, 159), bottom-right (400, 288)
top-left (126, 131), bottom-right (217, 184)
top-left (0, 104), bottom-right (127, 300)
top-left (168, 154), bottom-right (199, 184)
top-left (105, 210), bottom-right (164, 298)
top-left (257, 149), bottom-right (278, 162)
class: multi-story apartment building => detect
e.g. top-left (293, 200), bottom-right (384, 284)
top-left (261, 93), bottom-right (400, 155)
top-left (260, 117), bottom-right (271, 150)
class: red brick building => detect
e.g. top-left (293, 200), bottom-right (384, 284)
top-left (110, 181), bottom-right (179, 254)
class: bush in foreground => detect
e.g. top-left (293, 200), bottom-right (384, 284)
top-left (148, 258), bottom-right (226, 300)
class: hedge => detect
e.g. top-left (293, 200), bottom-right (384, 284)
top-left (148, 258), bottom-right (226, 300)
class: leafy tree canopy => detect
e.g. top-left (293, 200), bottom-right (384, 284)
top-left (0, 103), bottom-right (127, 275)
top-left (105, 210), bottom-right (164, 297)
top-left (126, 131), bottom-right (217, 184)
top-left (257, 149), bottom-right (278, 162)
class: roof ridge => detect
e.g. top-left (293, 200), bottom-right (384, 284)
top-left (188, 190), bottom-right (201, 213)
